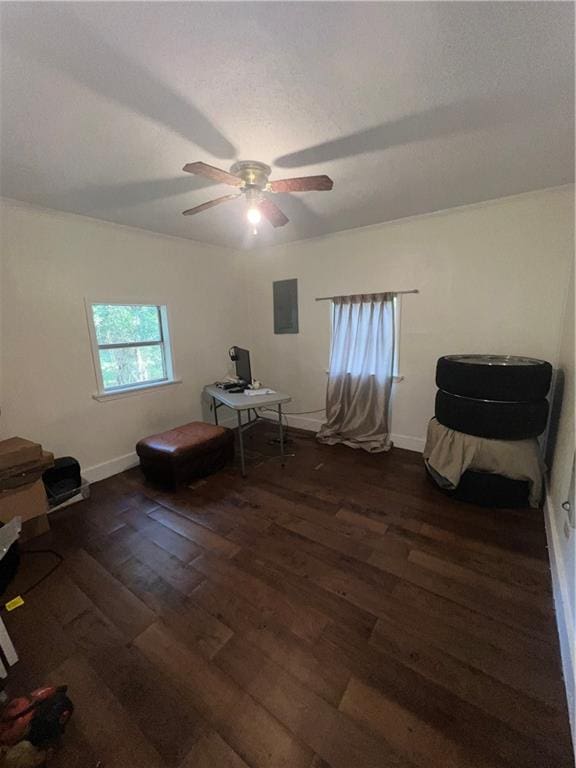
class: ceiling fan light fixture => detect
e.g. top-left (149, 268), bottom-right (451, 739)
top-left (247, 207), bottom-right (262, 225)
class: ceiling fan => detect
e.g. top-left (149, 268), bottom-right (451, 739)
top-left (181, 161), bottom-right (334, 229)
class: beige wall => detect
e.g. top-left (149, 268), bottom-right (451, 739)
top-left (2, 188), bottom-right (572, 467)
top-left (244, 186), bottom-right (574, 449)
top-left (547, 256), bottom-right (575, 734)
top-left (0, 202), bottom-right (245, 478)
top-left (549, 257), bottom-right (575, 573)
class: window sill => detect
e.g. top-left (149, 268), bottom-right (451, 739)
top-left (92, 378), bottom-right (182, 402)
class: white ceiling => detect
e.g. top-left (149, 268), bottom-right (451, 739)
top-left (1, 2), bottom-right (573, 249)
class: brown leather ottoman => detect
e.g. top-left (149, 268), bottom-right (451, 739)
top-left (136, 422), bottom-right (234, 488)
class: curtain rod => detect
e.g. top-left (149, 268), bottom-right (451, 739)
top-left (315, 289), bottom-right (419, 302)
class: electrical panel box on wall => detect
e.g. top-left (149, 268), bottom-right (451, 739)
top-left (273, 279), bottom-right (299, 334)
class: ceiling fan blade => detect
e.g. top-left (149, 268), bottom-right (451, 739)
top-left (259, 198), bottom-right (289, 228)
top-left (182, 162), bottom-right (243, 187)
top-left (182, 194), bottom-right (240, 216)
top-left (269, 175), bottom-right (334, 193)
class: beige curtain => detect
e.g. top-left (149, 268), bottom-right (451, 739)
top-left (317, 293), bottom-right (395, 453)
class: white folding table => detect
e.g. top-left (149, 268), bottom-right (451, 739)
top-left (204, 384), bottom-right (291, 477)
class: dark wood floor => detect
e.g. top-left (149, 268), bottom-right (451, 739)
top-left (4, 423), bottom-right (573, 767)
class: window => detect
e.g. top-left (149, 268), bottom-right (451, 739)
top-left (87, 302), bottom-right (176, 396)
top-left (329, 295), bottom-right (402, 379)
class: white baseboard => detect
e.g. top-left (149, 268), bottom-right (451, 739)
top-left (544, 486), bottom-right (575, 745)
top-left (391, 433), bottom-right (426, 453)
top-left (286, 416), bottom-right (425, 453)
top-left (283, 413), bottom-right (325, 433)
top-left (81, 417), bottom-right (425, 486)
top-left (258, 411), bottom-right (425, 453)
top-left (84, 451), bottom-right (139, 484)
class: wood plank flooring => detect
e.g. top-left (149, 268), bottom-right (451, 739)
top-left (3, 423), bottom-right (573, 767)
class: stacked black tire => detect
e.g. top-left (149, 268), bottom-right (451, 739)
top-left (431, 355), bottom-right (552, 507)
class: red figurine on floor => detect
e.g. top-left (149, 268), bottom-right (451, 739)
top-left (0, 686), bottom-right (73, 766)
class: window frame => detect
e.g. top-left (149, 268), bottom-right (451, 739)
top-left (85, 299), bottom-right (178, 399)
top-left (392, 294), bottom-right (401, 379)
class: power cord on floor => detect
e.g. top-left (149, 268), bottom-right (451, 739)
top-left (257, 405), bottom-right (326, 441)
top-left (282, 408), bottom-right (325, 415)
top-left (250, 405), bottom-right (325, 462)
top-left (257, 407), bottom-right (290, 431)
top-left (0, 549), bottom-right (63, 613)
top-left (257, 406), bottom-right (325, 423)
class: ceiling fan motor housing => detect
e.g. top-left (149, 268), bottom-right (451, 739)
top-left (230, 160), bottom-right (272, 190)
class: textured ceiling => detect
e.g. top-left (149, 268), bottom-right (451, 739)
top-left (1, 2), bottom-right (573, 249)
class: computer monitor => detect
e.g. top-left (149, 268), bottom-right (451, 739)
top-left (234, 347), bottom-right (252, 385)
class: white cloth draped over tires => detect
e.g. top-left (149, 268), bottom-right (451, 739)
top-left (317, 293), bottom-right (395, 453)
top-left (424, 417), bottom-right (544, 507)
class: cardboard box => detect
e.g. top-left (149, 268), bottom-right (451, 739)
top-left (0, 480), bottom-right (49, 526)
top-left (0, 451), bottom-right (54, 490)
top-left (0, 438), bottom-right (42, 471)
top-left (21, 513), bottom-right (50, 542)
